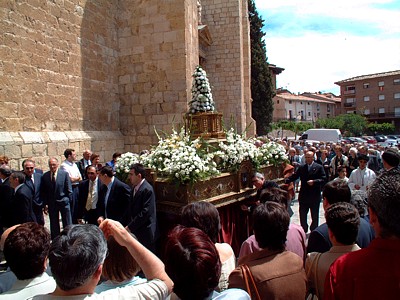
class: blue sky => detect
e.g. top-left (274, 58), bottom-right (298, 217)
top-left (254, 0), bottom-right (400, 95)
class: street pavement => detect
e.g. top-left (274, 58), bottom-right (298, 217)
top-left (291, 191), bottom-right (325, 236)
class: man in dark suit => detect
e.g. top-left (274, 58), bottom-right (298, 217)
top-left (22, 159), bottom-right (44, 225)
top-left (76, 149), bottom-right (92, 181)
top-left (0, 165), bottom-right (14, 234)
top-left (307, 181), bottom-right (374, 254)
top-left (125, 163), bottom-right (158, 253)
top-left (97, 166), bottom-right (131, 225)
top-left (286, 151), bottom-right (326, 233)
top-left (77, 165), bottom-right (103, 225)
top-left (9, 171), bottom-right (36, 225)
top-left (41, 157), bottom-right (73, 239)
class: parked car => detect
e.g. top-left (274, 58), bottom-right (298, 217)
top-left (386, 135), bottom-right (400, 144)
top-left (362, 136), bottom-right (377, 144)
top-left (374, 135), bottom-right (387, 143)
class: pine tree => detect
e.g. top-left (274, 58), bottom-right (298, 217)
top-left (188, 66), bottom-right (215, 114)
top-left (248, 0), bottom-right (275, 136)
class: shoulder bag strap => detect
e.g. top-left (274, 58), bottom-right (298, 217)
top-left (313, 253), bottom-right (322, 299)
top-left (240, 264), bottom-right (261, 300)
top-left (306, 252), bottom-right (322, 300)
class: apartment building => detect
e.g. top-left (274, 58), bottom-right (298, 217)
top-left (273, 89), bottom-right (340, 122)
top-left (335, 70), bottom-right (400, 131)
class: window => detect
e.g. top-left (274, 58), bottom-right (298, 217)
top-left (346, 85), bottom-right (355, 91)
top-left (395, 107), bottom-right (400, 117)
top-left (378, 81), bottom-right (384, 87)
top-left (277, 100), bottom-right (279, 104)
top-left (378, 95), bottom-right (385, 100)
top-left (364, 109), bottom-right (370, 115)
top-left (289, 100), bottom-right (292, 104)
top-left (347, 110), bottom-right (355, 114)
top-left (346, 98), bottom-right (355, 103)
top-left (378, 108), bottom-right (385, 114)
top-left (307, 102), bottom-right (310, 105)
top-left (394, 79), bottom-right (400, 85)
top-left (327, 105), bottom-right (331, 112)
top-left (301, 102), bottom-right (303, 105)
top-left (363, 83), bottom-right (370, 89)
top-left (394, 93), bottom-right (400, 99)
top-left (363, 96), bottom-right (370, 102)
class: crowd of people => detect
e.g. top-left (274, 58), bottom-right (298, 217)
top-left (0, 137), bottom-right (399, 299)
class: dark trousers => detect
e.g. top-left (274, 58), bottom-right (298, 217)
top-left (299, 200), bottom-right (321, 233)
top-left (84, 209), bottom-right (99, 225)
top-left (49, 200), bottom-right (72, 240)
top-left (33, 204), bottom-right (44, 225)
top-left (71, 185), bottom-right (79, 224)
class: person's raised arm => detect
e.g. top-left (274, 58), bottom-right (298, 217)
top-left (99, 219), bottom-right (173, 293)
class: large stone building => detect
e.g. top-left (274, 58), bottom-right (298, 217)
top-left (335, 70), bottom-right (400, 132)
top-left (0, 0), bottom-right (254, 170)
top-left (273, 89), bottom-right (340, 123)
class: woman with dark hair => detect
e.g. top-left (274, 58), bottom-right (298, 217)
top-left (95, 235), bottom-right (146, 293)
top-left (181, 201), bottom-right (235, 291)
top-left (229, 202), bottom-right (307, 299)
top-left (164, 225), bottom-right (249, 300)
top-left (239, 188), bottom-right (306, 262)
top-left (90, 153), bottom-right (102, 170)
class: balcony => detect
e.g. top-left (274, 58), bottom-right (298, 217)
top-left (344, 90), bottom-right (355, 95)
top-left (343, 102), bottom-right (356, 108)
top-left (365, 112), bottom-right (400, 120)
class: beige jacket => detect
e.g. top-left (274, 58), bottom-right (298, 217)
top-left (306, 244), bottom-right (361, 299)
top-left (229, 249), bottom-right (307, 300)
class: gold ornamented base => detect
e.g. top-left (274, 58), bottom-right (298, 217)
top-left (185, 112), bottom-right (225, 139)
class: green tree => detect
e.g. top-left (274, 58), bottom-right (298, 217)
top-left (316, 114), bottom-right (367, 136)
top-left (272, 120), bottom-right (312, 139)
top-left (367, 123), bottom-right (395, 135)
top-left (248, 0), bottom-right (275, 136)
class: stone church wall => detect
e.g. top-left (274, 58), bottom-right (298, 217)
top-left (0, 0), bottom-right (252, 168)
top-left (201, 0), bottom-right (254, 136)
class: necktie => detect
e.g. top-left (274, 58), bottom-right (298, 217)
top-left (51, 172), bottom-right (56, 190)
top-left (86, 181), bottom-right (94, 211)
top-left (26, 176), bottom-right (34, 191)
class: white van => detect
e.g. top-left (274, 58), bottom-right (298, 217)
top-left (300, 129), bottom-right (342, 143)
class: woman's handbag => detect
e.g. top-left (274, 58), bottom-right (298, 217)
top-left (240, 264), bottom-right (261, 300)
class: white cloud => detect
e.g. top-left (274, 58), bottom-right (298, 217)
top-left (254, 0), bottom-right (400, 94)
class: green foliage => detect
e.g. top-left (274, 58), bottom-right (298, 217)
top-left (316, 114), bottom-right (368, 136)
top-left (272, 120), bottom-right (313, 138)
top-left (366, 123), bottom-right (395, 135)
top-left (248, 0), bottom-right (275, 136)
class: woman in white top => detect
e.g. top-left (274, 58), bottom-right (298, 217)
top-left (181, 202), bottom-right (236, 291)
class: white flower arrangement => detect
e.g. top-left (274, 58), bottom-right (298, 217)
top-left (216, 129), bottom-right (259, 172)
top-left (188, 66), bottom-right (215, 114)
top-left (115, 152), bottom-right (141, 183)
top-left (254, 140), bottom-right (288, 167)
top-left (114, 128), bottom-right (289, 186)
top-left (144, 128), bottom-right (219, 185)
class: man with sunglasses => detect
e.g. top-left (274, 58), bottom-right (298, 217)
top-left (77, 165), bottom-right (104, 225)
top-left (22, 159), bottom-right (44, 225)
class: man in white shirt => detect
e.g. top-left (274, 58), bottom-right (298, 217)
top-left (348, 154), bottom-right (376, 199)
top-left (32, 220), bottom-right (173, 300)
top-left (61, 148), bottom-right (82, 223)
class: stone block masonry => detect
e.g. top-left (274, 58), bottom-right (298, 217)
top-left (0, 0), bottom-right (253, 160)
top-left (0, 131), bottom-right (124, 172)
